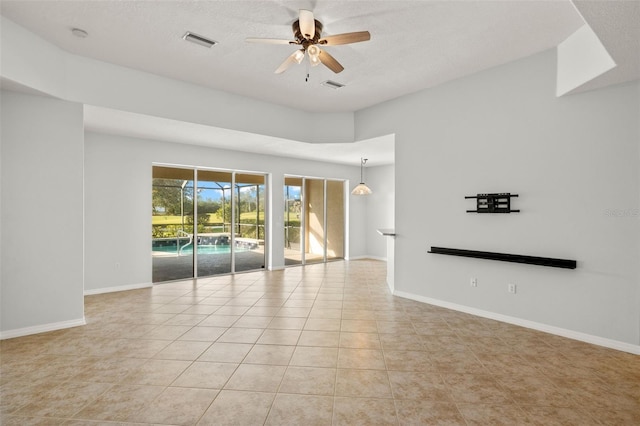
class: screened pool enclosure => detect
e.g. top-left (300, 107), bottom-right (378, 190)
top-left (152, 166), bottom-right (266, 282)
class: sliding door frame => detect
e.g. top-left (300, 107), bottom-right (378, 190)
top-left (284, 175), bottom-right (346, 267)
top-left (153, 163), bottom-right (267, 280)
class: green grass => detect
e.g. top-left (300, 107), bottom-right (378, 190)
top-left (152, 212), bottom-right (264, 225)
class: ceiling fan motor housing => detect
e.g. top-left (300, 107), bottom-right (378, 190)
top-left (293, 19), bottom-right (323, 46)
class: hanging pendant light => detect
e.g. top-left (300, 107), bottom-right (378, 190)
top-left (351, 157), bottom-right (372, 195)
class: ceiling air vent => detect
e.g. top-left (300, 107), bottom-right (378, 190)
top-left (183, 31), bottom-right (218, 48)
top-left (321, 80), bottom-right (345, 89)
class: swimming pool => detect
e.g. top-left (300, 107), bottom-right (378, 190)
top-left (152, 244), bottom-right (250, 255)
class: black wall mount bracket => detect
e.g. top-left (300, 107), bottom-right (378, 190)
top-left (466, 193), bottom-right (519, 213)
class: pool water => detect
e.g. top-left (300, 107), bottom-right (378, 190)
top-left (152, 244), bottom-right (248, 255)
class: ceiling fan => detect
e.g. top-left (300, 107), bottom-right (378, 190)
top-left (246, 9), bottom-right (371, 74)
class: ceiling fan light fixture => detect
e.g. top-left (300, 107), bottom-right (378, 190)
top-left (293, 49), bottom-right (305, 64)
top-left (183, 31), bottom-right (218, 48)
top-left (307, 45), bottom-right (320, 57)
top-left (310, 55), bottom-right (321, 67)
top-left (307, 45), bottom-right (321, 66)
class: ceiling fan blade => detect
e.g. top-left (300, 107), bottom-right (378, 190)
top-left (299, 9), bottom-right (315, 39)
top-left (319, 31), bottom-right (371, 46)
top-left (318, 49), bottom-right (344, 74)
top-left (246, 38), bottom-right (296, 45)
top-left (274, 51), bottom-right (300, 74)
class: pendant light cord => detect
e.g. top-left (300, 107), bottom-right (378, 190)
top-left (360, 158), bottom-right (367, 183)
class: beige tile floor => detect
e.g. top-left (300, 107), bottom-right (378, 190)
top-left (1, 259), bottom-right (639, 425)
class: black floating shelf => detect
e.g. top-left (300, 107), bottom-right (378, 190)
top-left (428, 247), bottom-right (576, 269)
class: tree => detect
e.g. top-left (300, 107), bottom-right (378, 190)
top-left (152, 179), bottom-right (193, 216)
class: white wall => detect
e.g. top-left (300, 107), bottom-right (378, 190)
top-left (84, 132), bottom-right (368, 292)
top-left (364, 165), bottom-right (395, 260)
top-left (1, 91), bottom-right (85, 336)
top-left (355, 49), bottom-right (640, 348)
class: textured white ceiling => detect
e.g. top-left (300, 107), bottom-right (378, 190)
top-left (1, 0), bottom-right (588, 113)
top-left (2, 1), bottom-right (637, 167)
top-left (570, 0), bottom-right (640, 94)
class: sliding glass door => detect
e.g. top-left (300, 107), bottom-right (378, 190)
top-left (305, 178), bottom-right (326, 264)
top-left (152, 166), bottom-right (266, 282)
top-left (196, 170), bottom-right (232, 277)
top-left (284, 178), bottom-right (303, 266)
top-left (234, 173), bottom-right (266, 272)
top-left (284, 176), bottom-right (345, 266)
top-left (152, 166), bottom-right (195, 282)
top-left (326, 180), bottom-right (345, 260)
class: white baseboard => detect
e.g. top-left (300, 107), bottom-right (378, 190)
top-left (84, 282), bottom-right (152, 296)
top-left (0, 317), bottom-right (86, 340)
top-left (349, 255), bottom-right (387, 262)
top-left (268, 266), bottom-right (286, 271)
top-left (366, 255), bottom-right (387, 262)
top-left (394, 290), bottom-right (640, 356)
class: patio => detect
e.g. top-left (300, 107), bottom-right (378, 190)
top-left (153, 250), bottom-right (266, 282)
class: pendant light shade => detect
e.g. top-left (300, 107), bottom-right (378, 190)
top-left (351, 157), bottom-right (372, 195)
top-left (351, 183), bottom-right (373, 195)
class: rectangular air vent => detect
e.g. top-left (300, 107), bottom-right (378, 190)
top-left (183, 31), bottom-right (217, 48)
top-left (321, 80), bottom-right (345, 89)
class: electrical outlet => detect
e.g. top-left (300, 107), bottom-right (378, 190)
top-left (508, 283), bottom-right (517, 294)
top-left (470, 278), bottom-right (477, 287)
